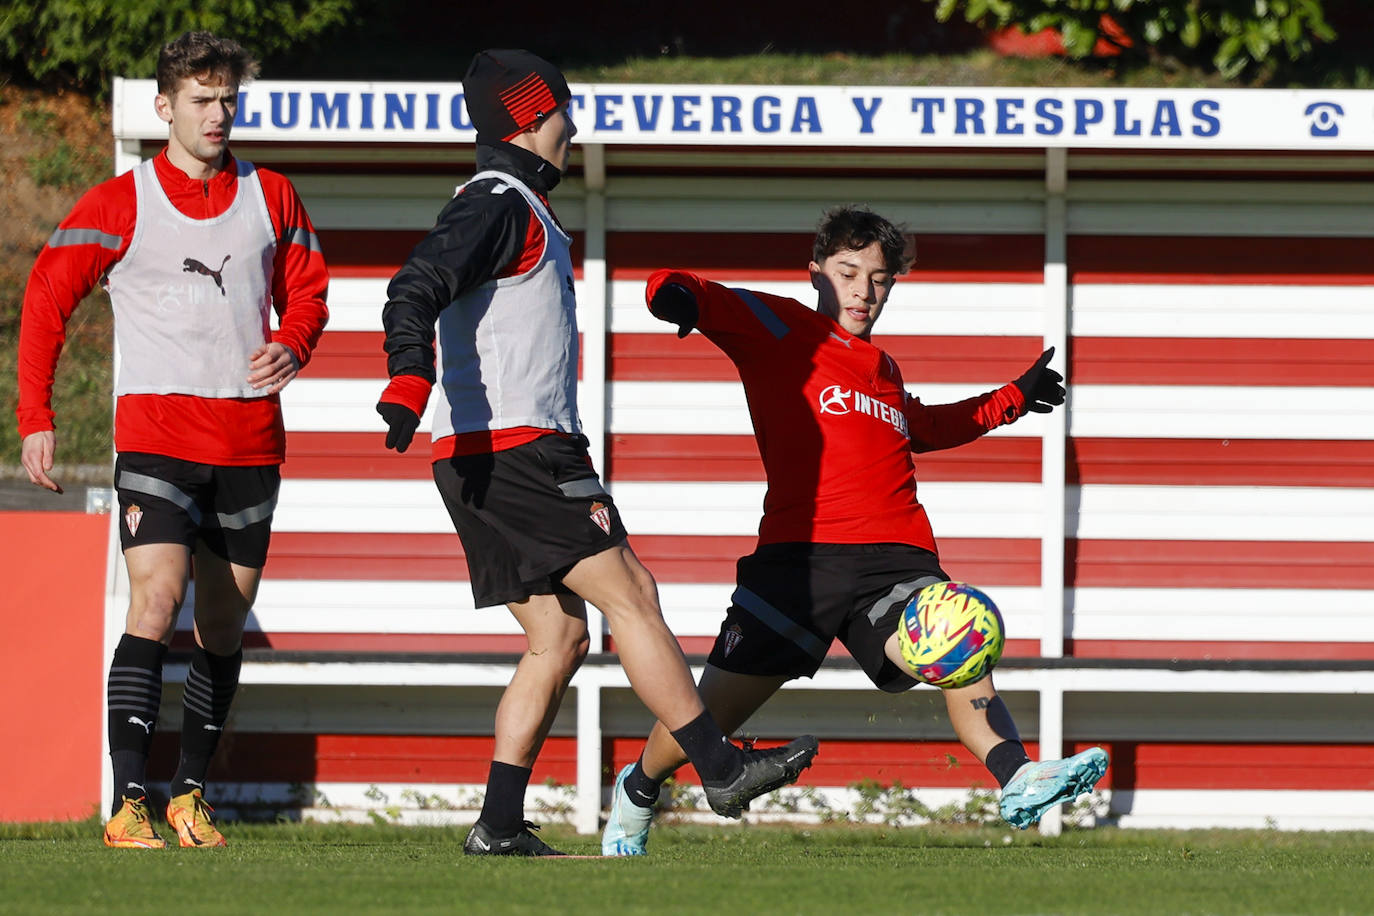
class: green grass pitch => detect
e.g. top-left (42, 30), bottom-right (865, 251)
top-left (2, 820), bottom-right (1372, 915)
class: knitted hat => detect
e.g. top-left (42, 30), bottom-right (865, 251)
top-left (463, 49), bottom-right (571, 143)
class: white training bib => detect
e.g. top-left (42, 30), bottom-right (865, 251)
top-left (107, 158), bottom-right (277, 399)
top-left (431, 170), bottom-right (580, 438)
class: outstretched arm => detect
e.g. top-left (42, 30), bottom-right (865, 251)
top-left (906, 347), bottom-right (1065, 453)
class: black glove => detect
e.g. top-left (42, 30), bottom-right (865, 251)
top-left (1013, 346), bottom-right (1066, 415)
top-left (650, 282), bottom-right (699, 338)
top-left (376, 402), bottom-right (421, 453)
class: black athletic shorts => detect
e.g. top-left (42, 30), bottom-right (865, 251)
top-left (433, 433), bottom-right (627, 608)
top-left (114, 451), bottom-right (279, 568)
top-left (707, 542), bottom-right (949, 693)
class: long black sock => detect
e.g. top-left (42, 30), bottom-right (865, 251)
top-left (478, 761), bottom-right (531, 836)
top-left (106, 634), bottom-right (167, 813)
top-left (985, 739), bottom-right (1033, 788)
top-left (171, 645), bottom-right (242, 798)
top-left (623, 759), bottom-right (665, 809)
top-left (670, 711), bottom-right (742, 785)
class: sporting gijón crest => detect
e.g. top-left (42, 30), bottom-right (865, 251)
top-left (589, 501), bottom-right (612, 535)
top-left (722, 624), bottom-right (744, 657)
top-left (125, 504), bottom-right (143, 537)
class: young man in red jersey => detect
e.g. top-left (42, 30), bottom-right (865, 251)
top-left (17, 32), bottom-right (329, 848)
top-left (374, 49), bottom-right (816, 857)
top-left (602, 205), bottom-right (1108, 855)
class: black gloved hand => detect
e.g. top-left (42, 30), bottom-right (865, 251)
top-left (650, 282), bottom-right (699, 338)
top-left (376, 402), bottom-right (421, 453)
top-left (1013, 346), bottom-right (1066, 415)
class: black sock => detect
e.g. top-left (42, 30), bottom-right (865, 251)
top-left (670, 711), bottom-right (742, 785)
top-left (171, 645), bottom-right (242, 798)
top-left (106, 634), bottom-right (167, 814)
top-left (985, 740), bottom-right (1033, 788)
top-left (478, 761), bottom-right (531, 836)
top-left (623, 759), bottom-right (665, 809)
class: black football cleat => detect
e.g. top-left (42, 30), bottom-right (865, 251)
top-left (703, 735), bottom-right (819, 819)
top-left (463, 820), bottom-right (565, 856)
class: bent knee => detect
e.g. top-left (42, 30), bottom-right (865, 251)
top-left (561, 629), bottom-right (592, 669)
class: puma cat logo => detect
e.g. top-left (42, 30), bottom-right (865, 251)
top-left (183, 255), bottom-right (231, 294)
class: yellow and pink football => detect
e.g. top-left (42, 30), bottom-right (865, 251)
top-left (896, 581), bottom-right (1005, 688)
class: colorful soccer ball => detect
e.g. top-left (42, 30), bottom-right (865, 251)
top-left (896, 581), bottom-right (1005, 688)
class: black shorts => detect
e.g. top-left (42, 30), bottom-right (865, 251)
top-left (114, 452), bottom-right (279, 568)
top-left (707, 543), bottom-right (949, 693)
top-left (433, 433), bottom-right (628, 608)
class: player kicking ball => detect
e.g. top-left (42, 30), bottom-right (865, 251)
top-left (602, 205), bottom-right (1107, 855)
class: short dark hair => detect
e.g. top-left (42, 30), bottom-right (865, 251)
top-left (812, 205), bottom-right (913, 275)
top-left (156, 31), bottom-right (259, 95)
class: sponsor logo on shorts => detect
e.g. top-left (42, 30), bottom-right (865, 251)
top-left (589, 501), bottom-right (612, 535)
top-left (722, 624), bottom-right (744, 657)
top-left (125, 504), bottom-right (144, 538)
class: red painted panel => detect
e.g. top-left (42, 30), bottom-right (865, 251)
top-left (1069, 236), bottom-right (1374, 285)
top-left (268, 532), bottom-right (465, 580)
top-left (608, 232), bottom-right (1045, 282)
top-left (1065, 640), bottom-right (1374, 661)
top-left (172, 632), bottom-right (533, 653)
top-left (303, 330), bottom-right (387, 378)
top-left (939, 538), bottom-right (1042, 586)
top-left (150, 733), bottom-right (1374, 792)
top-left (264, 531), bottom-right (1041, 586)
top-left (1091, 741), bottom-right (1374, 791)
top-left (283, 432), bottom-right (435, 480)
top-left (607, 434), bottom-right (763, 481)
top-left (0, 512), bottom-right (106, 821)
top-left (1073, 338), bottom-right (1374, 386)
top-left (1067, 539), bottom-right (1374, 589)
top-left (1069, 438), bottom-right (1374, 488)
top-left (150, 734), bottom-right (578, 785)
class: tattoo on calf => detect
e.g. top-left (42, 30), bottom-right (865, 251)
top-left (970, 696), bottom-right (992, 710)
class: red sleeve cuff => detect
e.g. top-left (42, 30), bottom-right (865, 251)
top-left (379, 373), bottom-right (433, 416)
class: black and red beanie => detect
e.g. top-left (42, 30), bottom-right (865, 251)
top-left (463, 49), bottom-right (571, 143)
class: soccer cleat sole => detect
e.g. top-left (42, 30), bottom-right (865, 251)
top-left (168, 824), bottom-right (227, 847)
top-left (103, 831), bottom-right (166, 850)
top-left (1000, 747), bottom-right (1109, 829)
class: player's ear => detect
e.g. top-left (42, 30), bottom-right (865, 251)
top-left (808, 260), bottom-right (823, 290)
top-left (154, 92), bottom-right (173, 124)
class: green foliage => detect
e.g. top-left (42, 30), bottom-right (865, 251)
top-left (0, 0), bottom-right (356, 94)
top-left (16, 103), bottom-right (105, 188)
top-left (929, 0), bottom-right (1336, 79)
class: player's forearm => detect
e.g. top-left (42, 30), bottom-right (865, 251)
top-left (907, 383), bottom-right (1024, 453)
top-left (14, 247), bottom-right (105, 436)
top-left (271, 245), bottom-right (330, 368)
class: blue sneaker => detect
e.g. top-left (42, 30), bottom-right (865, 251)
top-left (999, 747), bottom-right (1109, 829)
top-left (602, 764), bottom-right (654, 856)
